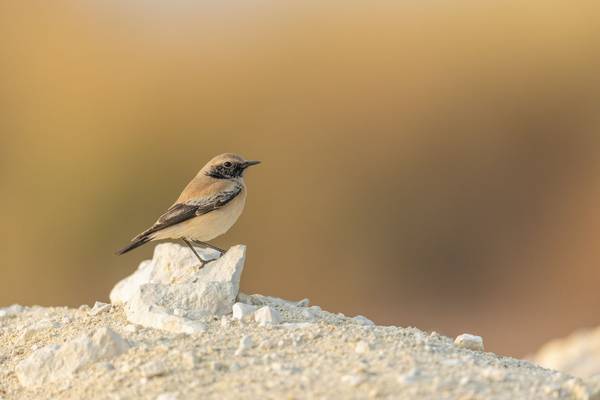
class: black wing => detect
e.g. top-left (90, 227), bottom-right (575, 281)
top-left (116, 186), bottom-right (242, 255)
top-left (144, 186), bottom-right (243, 237)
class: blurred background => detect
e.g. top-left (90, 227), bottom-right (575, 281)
top-left (1, 1), bottom-right (600, 357)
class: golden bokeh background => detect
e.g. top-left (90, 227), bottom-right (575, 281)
top-left (1, 1), bottom-right (600, 357)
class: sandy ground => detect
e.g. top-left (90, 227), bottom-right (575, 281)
top-left (1, 300), bottom-right (599, 400)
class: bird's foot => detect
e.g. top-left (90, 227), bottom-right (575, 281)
top-left (196, 254), bottom-right (221, 270)
top-left (191, 240), bottom-right (226, 256)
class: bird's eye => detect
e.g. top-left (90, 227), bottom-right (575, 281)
top-left (224, 161), bottom-right (233, 168)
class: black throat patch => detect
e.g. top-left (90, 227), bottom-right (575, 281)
top-left (206, 163), bottom-right (244, 179)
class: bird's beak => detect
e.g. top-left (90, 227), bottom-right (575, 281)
top-left (243, 160), bottom-right (261, 168)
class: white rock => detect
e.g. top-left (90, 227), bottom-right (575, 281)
top-left (0, 304), bottom-right (24, 318)
top-left (89, 302), bottom-right (111, 316)
top-left (142, 360), bottom-right (169, 378)
top-left (296, 298), bottom-right (310, 307)
top-left (355, 340), bottom-right (371, 354)
top-left (179, 320), bottom-right (208, 335)
top-left (397, 368), bottom-right (422, 384)
top-left (235, 335), bottom-right (253, 356)
top-left (220, 315), bottom-right (231, 328)
top-left (353, 315), bottom-right (374, 326)
top-left (124, 324), bottom-right (138, 333)
top-left (173, 308), bottom-right (186, 317)
top-left (454, 334), bottom-right (484, 352)
top-left (238, 293), bottom-right (308, 308)
top-left (15, 327), bottom-right (129, 387)
top-left (232, 303), bottom-right (257, 320)
top-left (254, 306), bottom-right (281, 326)
top-left (115, 243), bottom-right (245, 333)
top-left (126, 285), bottom-right (209, 334)
top-left (301, 309), bottom-right (314, 320)
top-left (110, 260), bottom-right (154, 305)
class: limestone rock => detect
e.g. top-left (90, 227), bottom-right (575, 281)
top-left (110, 260), bottom-right (154, 305)
top-left (353, 315), bottom-right (374, 326)
top-left (141, 360), bottom-right (170, 378)
top-left (89, 301), bottom-right (111, 316)
top-left (454, 333), bottom-right (484, 352)
top-left (355, 340), bottom-right (371, 354)
top-left (111, 243), bottom-right (245, 334)
top-left (254, 306), bottom-right (281, 325)
top-left (232, 303), bottom-right (257, 320)
top-left (15, 327), bottom-right (129, 387)
top-left (238, 293), bottom-right (306, 308)
top-left (0, 304), bottom-right (24, 318)
top-left (235, 335), bottom-right (253, 356)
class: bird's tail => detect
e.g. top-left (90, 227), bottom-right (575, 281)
top-left (115, 235), bottom-right (151, 255)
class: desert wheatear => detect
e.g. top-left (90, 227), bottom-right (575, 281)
top-left (116, 153), bottom-right (260, 266)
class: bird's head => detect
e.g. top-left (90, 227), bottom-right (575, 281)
top-left (203, 153), bottom-right (260, 179)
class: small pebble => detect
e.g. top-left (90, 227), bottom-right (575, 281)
top-left (173, 308), bottom-right (186, 317)
top-left (454, 334), bottom-right (484, 352)
top-left (0, 304), bottom-right (25, 318)
top-left (355, 340), bottom-right (371, 354)
top-left (142, 360), bottom-right (169, 378)
top-left (235, 335), bottom-right (253, 356)
top-left (220, 316), bottom-right (231, 328)
top-left (301, 309), bottom-right (314, 320)
top-left (397, 369), bottom-right (421, 384)
top-left (353, 315), bottom-right (374, 326)
top-left (255, 306), bottom-right (281, 325)
top-left (89, 301), bottom-right (111, 316)
top-left (232, 303), bottom-right (257, 320)
top-left (296, 298), bottom-right (310, 307)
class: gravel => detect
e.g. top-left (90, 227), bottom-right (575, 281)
top-left (2, 243), bottom-right (598, 399)
top-left (1, 301), bottom-right (599, 399)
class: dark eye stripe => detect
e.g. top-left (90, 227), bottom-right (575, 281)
top-left (206, 161), bottom-right (242, 179)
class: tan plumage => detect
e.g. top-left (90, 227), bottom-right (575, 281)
top-left (152, 179), bottom-right (247, 242)
top-left (116, 153), bottom-right (260, 262)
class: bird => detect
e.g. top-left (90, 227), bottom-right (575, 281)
top-left (116, 153), bottom-right (260, 267)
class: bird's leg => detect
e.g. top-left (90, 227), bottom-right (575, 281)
top-left (182, 238), bottom-right (208, 268)
top-left (191, 240), bottom-right (226, 255)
